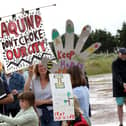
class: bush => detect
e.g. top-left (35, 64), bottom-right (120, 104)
top-left (85, 53), bottom-right (117, 75)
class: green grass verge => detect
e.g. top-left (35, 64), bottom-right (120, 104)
top-left (85, 53), bottom-right (117, 75)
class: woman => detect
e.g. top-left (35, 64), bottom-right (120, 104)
top-left (24, 63), bottom-right (61, 126)
top-left (67, 66), bottom-right (91, 125)
top-left (0, 91), bottom-right (39, 126)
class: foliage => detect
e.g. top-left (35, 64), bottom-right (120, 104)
top-left (117, 22), bottom-right (126, 47)
top-left (85, 53), bottom-right (117, 75)
top-left (83, 21), bottom-right (126, 53)
top-left (83, 30), bottom-right (118, 53)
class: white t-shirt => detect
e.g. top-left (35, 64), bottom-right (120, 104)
top-left (31, 77), bottom-right (53, 116)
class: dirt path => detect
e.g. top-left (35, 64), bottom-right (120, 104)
top-left (89, 74), bottom-right (126, 126)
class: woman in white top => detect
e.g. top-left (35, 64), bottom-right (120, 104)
top-left (24, 63), bottom-right (61, 126)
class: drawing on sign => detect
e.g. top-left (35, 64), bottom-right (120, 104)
top-left (49, 74), bottom-right (75, 121)
top-left (54, 74), bottom-right (65, 88)
top-left (64, 92), bottom-right (73, 106)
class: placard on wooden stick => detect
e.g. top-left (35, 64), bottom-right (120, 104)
top-left (0, 8), bottom-right (55, 73)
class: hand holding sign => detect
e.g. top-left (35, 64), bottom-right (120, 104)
top-left (28, 66), bottom-right (34, 78)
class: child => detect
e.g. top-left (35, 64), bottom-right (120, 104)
top-left (0, 91), bottom-right (39, 126)
top-left (62, 97), bottom-right (90, 126)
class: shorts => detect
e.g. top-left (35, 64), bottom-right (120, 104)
top-left (116, 97), bottom-right (126, 106)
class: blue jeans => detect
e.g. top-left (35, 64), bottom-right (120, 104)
top-left (40, 110), bottom-right (61, 126)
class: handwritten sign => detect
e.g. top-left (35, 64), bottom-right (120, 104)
top-left (49, 73), bottom-right (75, 121)
top-left (51, 20), bottom-right (101, 73)
top-left (0, 9), bottom-right (55, 73)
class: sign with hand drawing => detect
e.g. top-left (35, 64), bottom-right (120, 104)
top-left (49, 73), bottom-right (75, 121)
top-left (50, 19), bottom-right (101, 73)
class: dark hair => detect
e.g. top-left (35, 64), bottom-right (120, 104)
top-left (18, 91), bottom-right (35, 106)
top-left (67, 66), bottom-right (86, 88)
top-left (34, 64), bottom-right (50, 81)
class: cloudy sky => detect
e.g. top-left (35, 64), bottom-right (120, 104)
top-left (0, 0), bottom-right (126, 41)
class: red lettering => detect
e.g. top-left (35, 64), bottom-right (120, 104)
top-left (6, 50), bottom-right (13, 60)
top-left (8, 21), bottom-right (18, 37)
top-left (39, 40), bottom-right (45, 51)
top-left (1, 22), bottom-right (9, 38)
top-left (69, 50), bottom-right (75, 59)
top-left (28, 45), bottom-right (33, 54)
top-left (13, 48), bottom-right (20, 58)
top-left (35, 15), bottom-right (41, 28)
top-left (57, 50), bottom-right (62, 59)
top-left (20, 46), bottom-right (27, 57)
top-left (33, 42), bottom-right (39, 53)
top-left (25, 15), bottom-right (34, 30)
top-left (17, 18), bottom-right (26, 33)
top-left (62, 52), bottom-right (65, 58)
top-left (55, 112), bottom-right (59, 116)
top-left (57, 50), bottom-right (75, 60)
top-left (1, 15), bottom-right (42, 37)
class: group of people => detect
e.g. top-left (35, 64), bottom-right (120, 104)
top-left (0, 62), bottom-right (91, 126)
top-left (1, 46), bottom-right (126, 126)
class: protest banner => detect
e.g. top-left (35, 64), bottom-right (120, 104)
top-left (50, 19), bottom-right (101, 73)
top-left (0, 8), bottom-right (55, 73)
top-left (49, 73), bottom-right (75, 121)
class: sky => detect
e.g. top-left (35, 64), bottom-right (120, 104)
top-left (0, 0), bottom-right (126, 41)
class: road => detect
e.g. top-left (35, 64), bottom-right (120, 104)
top-left (89, 73), bottom-right (126, 126)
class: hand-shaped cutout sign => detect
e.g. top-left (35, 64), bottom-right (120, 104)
top-left (49, 19), bottom-right (101, 73)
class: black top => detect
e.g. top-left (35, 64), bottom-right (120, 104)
top-left (0, 78), bottom-right (10, 114)
top-left (112, 58), bottom-right (126, 97)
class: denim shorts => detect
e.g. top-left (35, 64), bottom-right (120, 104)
top-left (116, 97), bottom-right (126, 106)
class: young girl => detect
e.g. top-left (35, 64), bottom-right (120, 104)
top-left (0, 91), bottom-right (39, 126)
top-left (62, 97), bottom-right (89, 126)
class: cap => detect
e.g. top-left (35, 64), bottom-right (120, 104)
top-left (118, 48), bottom-right (126, 55)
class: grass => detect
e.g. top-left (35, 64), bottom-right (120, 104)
top-left (85, 53), bottom-right (117, 75)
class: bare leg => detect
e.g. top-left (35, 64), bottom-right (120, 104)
top-left (117, 105), bottom-right (123, 125)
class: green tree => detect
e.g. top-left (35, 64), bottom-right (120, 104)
top-left (117, 22), bottom-right (126, 47)
top-left (84, 29), bottom-right (117, 53)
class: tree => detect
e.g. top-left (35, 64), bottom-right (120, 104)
top-left (84, 29), bottom-right (117, 53)
top-left (117, 22), bottom-right (126, 47)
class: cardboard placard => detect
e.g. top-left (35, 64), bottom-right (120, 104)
top-left (0, 9), bottom-right (55, 73)
top-left (49, 73), bottom-right (75, 121)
